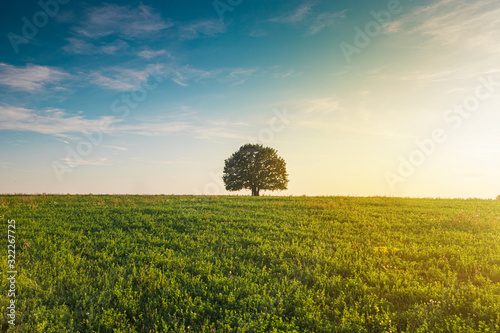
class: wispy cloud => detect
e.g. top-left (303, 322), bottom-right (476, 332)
top-left (0, 63), bottom-right (68, 92)
top-left (59, 157), bottom-right (111, 167)
top-left (131, 157), bottom-right (192, 166)
top-left (268, 2), bottom-right (346, 35)
top-left (137, 49), bottom-right (170, 59)
top-left (0, 104), bottom-right (191, 138)
top-left (365, 68), bottom-right (467, 85)
top-left (63, 38), bottom-right (129, 55)
top-left (88, 68), bottom-right (151, 91)
top-left (170, 65), bottom-right (215, 86)
top-left (398, 69), bottom-right (463, 83)
top-left (150, 63), bottom-right (258, 87)
top-left (373, 0), bottom-right (500, 93)
top-left (193, 127), bottom-right (246, 140)
top-left (285, 95), bottom-right (409, 139)
top-left (117, 122), bottom-right (192, 136)
top-left (0, 161), bottom-right (12, 168)
top-left (272, 70), bottom-right (296, 79)
top-left (86, 62), bottom-right (259, 90)
top-left (219, 68), bottom-right (259, 86)
top-left (116, 119), bottom-right (249, 140)
top-left (205, 120), bottom-right (250, 127)
top-left (269, 1), bottom-right (319, 23)
top-left (387, 0), bottom-right (500, 53)
top-left (308, 10), bottom-right (347, 34)
top-left (178, 19), bottom-right (226, 40)
top-left (295, 119), bottom-right (409, 140)
top-left (0, 106), bottom-right (118, 138)
top-left (0, 104), bottom-right (259, 142)
top-left (63, 4), bottom-right (171, 57)
top-left (294, 97), bottom-right (342, 114)
top-left (249, 27), bottom-right (268, 37)
top-left (75, 4), bottom-right (171, 39)
top-left (190, 117), bottom-right (255, 140)
top-left (101, 145), bottom-right (127, 151)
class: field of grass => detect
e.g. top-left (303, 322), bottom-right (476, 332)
top-left (1, 195), bottom-right (500, 332)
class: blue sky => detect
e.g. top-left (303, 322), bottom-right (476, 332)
top-left (1, 0), bottom-right (500, 197)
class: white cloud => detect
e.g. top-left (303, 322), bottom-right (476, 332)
top-left (308, 10), bottom-right (347, 35)
top-left (63, 4), bottom-right (171, 56)
top-left (370, 0), bottom-right (500, 94)
top-left (268, 3), bottom-right (346, 35)
top-left (171, 65), bottom-right (215, 85)
top-left (383, 20), bottom-right (402, 34)
top-left (0, 63), bottom-right (68, 92)
top-left (205, 120), bottom-right (250, 127)
top-left (295, 97), bottom-right (342, 114)
top-left (367, 68), bottom-right (467, 85)
top-left (145, 64), bottom-right (215, 87)
top-left (87, 63), bottom-right (258, 90)
top-left (0, 106), bottom-right (118, 138)
top-left (131, 158), bottom-right (191, 166)
top-left (0, 103), bottom-right (286, 143)
top-left (272, 70), bottom-right (295, 79)
top-left (249, 27), bottom-right (268, 37)
top-left (101, 145), bottom-right (127, 151)
top-left (0, 105), bottom-right (191, 138)
top-left (269, 1), bottom-right (318, 23)
top-left (178, 20), bottom-right (226, 40)
top-left (63, 38), bottom-right (129, 55)
top-left (117, 119), bottom-right (248, 140)
top-left (193, 127), bottom-right (246, 140)
top-left (220, 68), bottom-right (259, 86)
top-left (171, 78), bottom-right (189, 87)
top-left (75, 4), bottom-right (171, 39)
top-left (151, 64), bottom-right (257, 87)
top-left (118, 122), bottom-right (192, 136)
top-left (388, 0), bottom-right (500, 53)
top-left (63, 38), bottom-right (94, 54)
top-left (137, 49), bottom-right (170, 59)
top-left (294, 119), bottom-right (409, 139)
top-left (59, 157), bottom-right (111, 167)
top-left (88, 68), bottom-right (151, 91)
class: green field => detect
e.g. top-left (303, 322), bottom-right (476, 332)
top-left (1, 195), bottom-right (500, 332)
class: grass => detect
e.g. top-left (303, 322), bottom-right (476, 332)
top-left (1, 195), bottom-right (500, 332)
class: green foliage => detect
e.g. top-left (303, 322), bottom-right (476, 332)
top-left (1, 195), bottom-right (500, 332)
top-left (223, 144), bottom-right (289, 196)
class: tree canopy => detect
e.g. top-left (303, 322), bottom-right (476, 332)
top-left (223, 144), bottom-right (289, 196)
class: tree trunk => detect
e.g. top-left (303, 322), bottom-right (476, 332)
top-left (251, 187), bottom-right (260, 196)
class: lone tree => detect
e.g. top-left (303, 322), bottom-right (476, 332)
top-left (223, 144), bottom-right (289, 196)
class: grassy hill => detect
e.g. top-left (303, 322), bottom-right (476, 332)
top-left (1, 195), bottom-right (500, 332)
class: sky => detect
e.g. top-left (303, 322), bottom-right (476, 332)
top-left (0, 0), bottom-right (499, 198)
